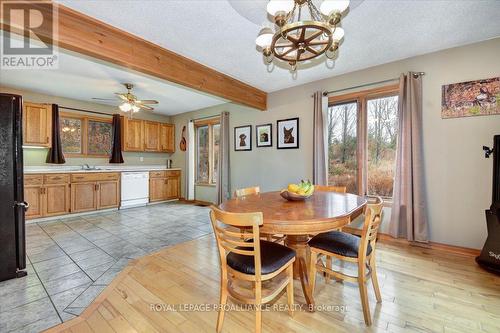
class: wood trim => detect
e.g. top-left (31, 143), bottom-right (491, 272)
top-left (59, 112), bottom-right (112, 157)
top-left (342, 227), bottom-right (481, 257)
top-left (328, 84), bottom-right (399, 105)
top-left (1, 3), bottom-right (267, 110)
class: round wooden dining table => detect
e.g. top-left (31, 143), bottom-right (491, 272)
top-left (219, 190), bottom-right (367, 308)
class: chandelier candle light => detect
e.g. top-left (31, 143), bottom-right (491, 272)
top-left (256, 0), bottom-right (349, 71)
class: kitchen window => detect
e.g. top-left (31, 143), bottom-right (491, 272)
top-left (327, 84), bottom-right (399, 198)
top-left (195, 118), bottom-right (220, 185)
top-left (60, 113), bottom-right (112, 157)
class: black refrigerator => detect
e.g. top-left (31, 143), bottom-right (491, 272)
top-left (0, 93), bottom-right (28, 282)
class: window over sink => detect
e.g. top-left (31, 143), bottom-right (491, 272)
top-left (60, 113), bottom-right (112, 157)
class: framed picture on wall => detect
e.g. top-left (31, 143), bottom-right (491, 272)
top-left (234, 125), bottom-right (252, 151)
top-left (256, 123), bottom-right (272, 147)
top-left (277, 117), bottom-right (299, 149)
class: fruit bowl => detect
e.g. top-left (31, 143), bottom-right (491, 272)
top-left (280, 180), bottom-right (315, 201)
top-left (280, 190), bottom-right (313, 201)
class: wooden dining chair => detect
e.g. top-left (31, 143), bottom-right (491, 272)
top-left (314, 185), bottom-right (347, 193)
top-left (234, 186), bottom-right (285, 243)
top-left (234, 186), bottom-right (261, 198)
top-left (307, 197), bottom-right (384, 326)
top-left (210, 206), bottom-right (296, 333)
top-left (312, 184), bottom-right (348, 277)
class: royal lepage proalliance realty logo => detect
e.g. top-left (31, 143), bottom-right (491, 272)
top-left (1, 1), bottom-right (58, 69)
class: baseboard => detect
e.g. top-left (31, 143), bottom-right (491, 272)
top-left (180, 199), bottom-right (213, 206)
top-left (342, 227), bottom-right (481, 257)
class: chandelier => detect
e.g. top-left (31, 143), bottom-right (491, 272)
top-left (255, 0), bottom-right (350, 71)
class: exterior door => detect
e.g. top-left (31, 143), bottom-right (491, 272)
top-left (23, 102), bottom-right (51, 147)
top-left (71, 182), bottom-right (97, 213)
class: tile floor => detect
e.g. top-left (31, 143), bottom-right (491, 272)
top-left (0, 202), bottom-right (211, 333)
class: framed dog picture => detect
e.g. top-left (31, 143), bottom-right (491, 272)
top-left (277, 118), bottom-right (299, 149)
top-left (234, 125), bottom-right (252, 151)
top-left (256, 124), bottom-right (272, 147)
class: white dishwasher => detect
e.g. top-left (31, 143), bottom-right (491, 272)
top-left (121, 172), bottom-right (149, 209)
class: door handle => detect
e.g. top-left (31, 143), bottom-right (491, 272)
top-left (15, 201), bottom-right (30, 211)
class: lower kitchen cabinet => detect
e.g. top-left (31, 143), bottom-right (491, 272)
top-left (44, 183), bottom-right (71, 217)
top-left (71, 182), bottom-right (98, 213)
top-left (98, 181), bottom-right (120, 209)
top-left (25, 174), bottom-right (70, 219)
top-left (71, 173), bottom-right (120, 213)
top-left (149, 170), bottom-right (181, 202)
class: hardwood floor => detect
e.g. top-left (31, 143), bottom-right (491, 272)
top-left (44, 235), bottom-right (500, 333)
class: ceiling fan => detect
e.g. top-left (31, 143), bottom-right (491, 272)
top-left (92, 83), bottom-right (159, 113)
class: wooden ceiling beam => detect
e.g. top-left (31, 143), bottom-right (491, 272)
top-left (1, 2), bottom-right (267, 110)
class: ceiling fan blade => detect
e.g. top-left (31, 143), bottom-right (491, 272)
top-left (92, 98), bottom-right (116, 101)
top-left (136, 99), bottom-right (159, 105)
top-left (114, 93), bottom-right (129, 101)
top-left (138, 104), bottom-right (154, 111)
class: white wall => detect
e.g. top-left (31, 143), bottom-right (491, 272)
top-left (172, 38), bottom-right (500, 249)
top-left (0, 86), bottom-right (173, 166)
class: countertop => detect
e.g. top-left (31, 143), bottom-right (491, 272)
top-left (24, 165), bottom-right (182, 174)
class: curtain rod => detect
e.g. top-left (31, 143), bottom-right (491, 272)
top-left (322, 72), bottom-right (425, 96)
top-left (60, 106), bottom-right (114, 117)
top-left (190, 114), bottom-right (220, 122)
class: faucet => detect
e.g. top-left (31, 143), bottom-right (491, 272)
top-left (82, 163), bottom-right (90, 170)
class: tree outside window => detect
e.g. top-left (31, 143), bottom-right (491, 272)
top-left (327, 85), bottom-right (399, 198)
top-left (195, 119), bottom-right (220, 185)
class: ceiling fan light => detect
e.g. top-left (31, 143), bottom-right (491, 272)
top-left (266, 0), bottom-right (294, 17)
top-left (119, 102), bottom-right (132, 112)
top-left (255, 27), bottom-right (274, 49)
top-left (132, 105), bottom-right (140, 113)
top-left (332, 27), bottom-right (345, 42)
top-left (320, 0), bottom-right (350, 16)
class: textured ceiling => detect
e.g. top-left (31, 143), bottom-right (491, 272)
top-left (56, 0), bottom-right (500, 93)
top-left (0, 49), bottom-right (227, 116)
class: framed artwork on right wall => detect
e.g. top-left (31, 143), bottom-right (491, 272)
top-left (277, 117), bottom-right (299, 149)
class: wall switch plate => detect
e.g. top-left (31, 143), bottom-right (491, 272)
top-left (140, 157), bottom-right (144, 162)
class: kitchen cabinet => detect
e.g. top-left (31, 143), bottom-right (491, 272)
top-left (123, 117), bottom-right (144, 152)
top-left (160, 123), bottom-right (175, 153)
top-left (97, 181), bottom-right (120, 209)
top-left (149, 170), bottom-right (181, 202)
top-left (144, 121), bottom-right (160, 152)
top-left (122, 116), bottom-right (174, 153)
top-left (23, 102), bottom-right (52, 147)
top-left (24, 174), bottom-right (70, 219)
top-left (71, 173), bottom-right (120, 213)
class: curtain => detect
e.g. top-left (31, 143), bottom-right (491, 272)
top-left (185, 120), bottom-right (195, 201)
top-left (109, 114), bottom-right (124, 163)
top-left (389, 72), bottom-right (429, 242)
top-left (46, 104), bottom-right (65, 164)
top-left (312, 92), bottom-right (328, 185)
top-left (216, 112), bottom-right (231, 204)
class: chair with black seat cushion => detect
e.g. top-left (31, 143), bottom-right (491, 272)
top-left (210, 205), bottom-right (295, 333)
top-left (308, 197), bottom-right (384, 326)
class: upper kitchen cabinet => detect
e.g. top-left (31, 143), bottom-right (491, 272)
top-left (122, 116), bottom-right (174, 153)
top-left (23, 102), bottom-right (52, 147)
top-left (160, 123), bottom-right (175, 153)
top-left (144, 121), bottom-right (160, 152)
top-left (122, 117), bottom-right (143, 152)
